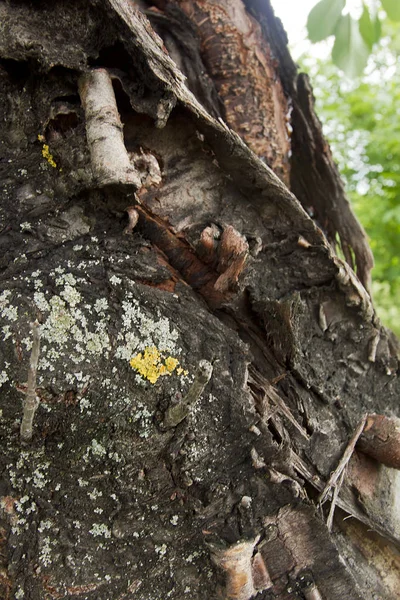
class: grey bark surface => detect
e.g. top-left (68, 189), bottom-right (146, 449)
top-left (0, 1), bottom-right (399, 599)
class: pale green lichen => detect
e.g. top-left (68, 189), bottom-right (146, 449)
top-left (116, 295), bottom-right (179, 360)
top-left (60, 284), bottom-right (82, 307)
top-left (132, 401), bottom-right (154, 439)
top-left (20, 222), bottom-right (32, 232)
top-left (0, 370), bottom-right (9, 386)
top-left (155, 544), bottom-right (168, 557)
top-left (0, 291), bottom-right (18, 324)
top-left (39, 536), bottom-right (53, 566)
top-left (1, 270), bottom-right (185, 397)
top-left (89, 523), bottom-right (111, 538)
top-left (32, 463), bottom-right (50, 489)
top-left (90, 439), bottom-right (107, 456)
top-left (38, 519), bottom-right (53, 533)
top-left (88, 488), bottom-right (102, 500)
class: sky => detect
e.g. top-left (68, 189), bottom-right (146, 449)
top-left (271, 0), bottom-right (320, 46)
top-left (271, 0), bottom-right (361, 58)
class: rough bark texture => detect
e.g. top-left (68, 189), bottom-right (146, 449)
top-left (0, 1), bottom-right (399, 599)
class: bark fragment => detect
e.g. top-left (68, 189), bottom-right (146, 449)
top-left (210, 536), bottom-right (260, 600)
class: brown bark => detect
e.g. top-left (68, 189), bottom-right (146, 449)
top-left (0, 1), bottom-right (399, 599)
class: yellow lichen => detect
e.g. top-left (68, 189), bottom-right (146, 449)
top-left (165, 357), bottom-right (179, 372)
top-left (38, 135), bottom-right (58, 168)
top-left (130, 346), bottom-right (182, 384)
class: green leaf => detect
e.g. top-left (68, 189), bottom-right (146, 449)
top-left (307, 0), bottom-right (346, 43)
top-left (332, 14), bottom-right (371, 77)
top-left (359, 3), bottom-right (381, 49)
top-left (381, 0), bottom-right (400, 22)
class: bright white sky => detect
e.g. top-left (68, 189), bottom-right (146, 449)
top-left (271, 0), bottom-right (362, 58)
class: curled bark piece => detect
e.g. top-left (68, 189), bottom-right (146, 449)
top-left (123, 206), bottom-right (139, 234)
top-left (289, 73), bottom-right (374, 293)
top-left (210, 536), bottom-right (260, 600)
top-left (78, 68), bottom-right (141, 188)
top-left (357, 414), bottom-right (400, 469)
top-left (20, 321), bottom-right (40, 442)
top-left (197, 224), bottom-right (221, 265)
top-left (214, 225), bottom-right (249, 293)
top-left (172, 0), bottom-right (291, 183)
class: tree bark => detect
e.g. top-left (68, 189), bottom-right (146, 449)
top-left (0, 1), bottom-right (399, 599)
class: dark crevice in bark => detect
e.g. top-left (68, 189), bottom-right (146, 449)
top-left (145, 4), bottom-right (224, 119)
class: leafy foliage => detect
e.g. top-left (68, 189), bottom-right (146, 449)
top-left (307, 0), bottom-right (346, 42)
top-left (301, 25), bottom-right (400, 334)
top-left (307, 0), bottom-right (399, 76)
top-left (332, 13), bottom-right (370, 77)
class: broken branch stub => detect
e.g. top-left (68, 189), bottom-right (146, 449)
top-left (162, 360), bottom-right (213, 428)
top-left (357, 414), bottom-right (400, 469)
top-left (20, 321), bottom-right (41, 443)
top-left (78, 68), bottom-right (141, 188)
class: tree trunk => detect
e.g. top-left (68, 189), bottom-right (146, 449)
top-left (0, 1), bottom-right (399, 599)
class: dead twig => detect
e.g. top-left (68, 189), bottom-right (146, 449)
top-left (249, 369), bottom-right (309, 440)
top-left (326, 467), bottom-right (346, 531)
top-left (318, 414), bottom-right (367, 506)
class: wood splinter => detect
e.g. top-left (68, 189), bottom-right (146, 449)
top-left (319, 412), bottom-right (400, 529)
top-left (318, 414), bottom-right (367, 507)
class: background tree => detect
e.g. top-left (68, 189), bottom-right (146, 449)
top-left (306, 0), bottom-right (400, 76)
top-left (0, 1), bottom-right (399, 599)
top-left (302, 15), bottom-right (400, 335)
